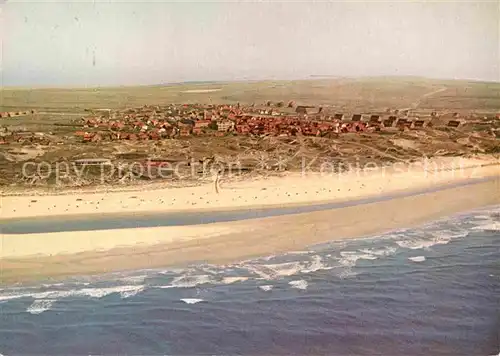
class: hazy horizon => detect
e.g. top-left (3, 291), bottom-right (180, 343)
top-left (2, 0), bottom-right (499, 87)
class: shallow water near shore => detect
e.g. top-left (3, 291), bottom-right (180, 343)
top-left (1, 206), bottom-right (499, 355)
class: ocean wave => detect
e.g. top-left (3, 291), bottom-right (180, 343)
top-left (262, 262), bottom-right (303, 278)
top-left (336, 252), bottom-right (368, 278)
top-left (221, 277), bottom-right (249, 285)
top-left (0, 285), bottom-right (145, 303)
top-left (301, 255), bottom-right (333, 273)
top-left (340, 246), bottom-right (396, 265)
top-left (0, 285), bottom-right (145, 315)
top-left (242, 263), bottom-right (286, 280)
top-left (259, 285), bottom-right (273, 291)
top-left (289, 280), bottom-right (308, 290)
top-left (120, 275), bottom-right (148, 284)
top-left (241, 255), bottom-right (332, 281)
top-left (408, 256), bottom-right (426, 262)
top-left (472, 214), bottom-right (493, 220)
top-left (161, 275), bottom-right (214, 288)
top-left (180, 298), bottom-right (204, 304)
top-left (472, 222), bottom-right (500, 231)
top-left (395, 231), bottom-right (467, 250)
top-left (158, 274), bottom-right (250, 289)
top-left (27, 299), bottom-right (55, 315)
top-left (359, 246), bottom-right (397, 257)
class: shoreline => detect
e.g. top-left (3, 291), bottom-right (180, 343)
top-left (2, 175), bottom-right (498, 234)
top-left (2, 156), bottom-right (499, 220)
top-left (1, 177), bottom-right (499, 285)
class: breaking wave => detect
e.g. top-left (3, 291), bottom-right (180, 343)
top-left (408, 256), bottom-right (426, 262)
top-left (0, 205), bottom-right (497, 316)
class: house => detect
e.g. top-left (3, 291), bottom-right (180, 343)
top-left (149, 131), bottom-right (160, 140)
top-left (110, 121), bottom-right (125, 130)
top-left (383, 116), bottom-right (398, 127)
top-left (295, 106), bottom-right (315, 115)
top-left (447, 120), bottom-right (462, 128)
top-left (351, 114), bottom-right (362, 122)
top-left (179, 127), bottom-right (191, 136)
top-left (83, 132), bottom-right (94, 142)
top-left (217, 119), bottom-right (234, 132)
top-left (194, 120), bottom-right (211, 129)
top-left (369, 115), bottom-right (381, 124)
top-left (333, 113), bottom-right (344, 121)
top-left (412, 120), bottom-right (427, 128)
top-left (395, 118), bottom-right (411, 128)
top-left (91, 133), bottom-right (103, 142)
top-left (236, 124), bottom-right (250, 135)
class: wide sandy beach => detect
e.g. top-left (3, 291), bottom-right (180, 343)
top-left (1, 155), bottom-right (499, 284)
top-left (2, 156), bottom-right (499, 219)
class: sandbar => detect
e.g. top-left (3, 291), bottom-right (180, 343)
top-left (1, 173), bottom-right (499, 284)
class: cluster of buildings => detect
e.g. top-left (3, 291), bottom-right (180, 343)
top-left (1, 103), bottom-right (492, 146)
top-left (73, 103), bottom-right (457, 143)
top-left (0, 110), bottom-right (36, 118)
top-left (0, 131), bottom-right (53, 145)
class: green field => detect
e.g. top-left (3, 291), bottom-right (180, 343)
top-left (2, 77), bottom-right (499, 114)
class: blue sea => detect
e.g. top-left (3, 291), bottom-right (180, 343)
top-left (1, 206), bottom-right (499, 355)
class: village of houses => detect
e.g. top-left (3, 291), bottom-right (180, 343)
top-left (0, 100), bottom-right (498, 188)
top-left (0, 101), bottom-right (482, 146)
top-left (72, 102), bottom-right (472, 143)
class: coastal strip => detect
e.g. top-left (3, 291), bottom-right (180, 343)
top-left (1, 176), bottom-right (499, 284)
top-left (2, 156), bottom-right (499, 220)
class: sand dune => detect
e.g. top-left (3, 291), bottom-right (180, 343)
top-left (2, 156), bottom-right (499, 220)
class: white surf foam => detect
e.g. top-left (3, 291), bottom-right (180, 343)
top-left (200, 266), bottom-right (221, 275)
top-left (0, 285), bottom-right (145, 303)
top-left (339, 251), bottom-right (364, 265)
top-left (167, 275), bottom-right (214, 288)
top-left (408, 256), bottom-right (426, 262)
top-left (396, 240), bottom-right (435, 250)
top-left (221, 277), bottom-right (249, 285)
top-left (301, 255), bottom-right (332, 273)
top-left (263, 262), bottom-right (303, 277)
top-left (26, 299), bottom-right (55, 315)
top-left (259, 285), bottom-right (273, 291)
top-left (120, 275), bottom-right (148, 284)
top-left (243, 263), bottom-right (296, 280)
top-left (339, 249), bottom-right (388, 265)
top-left (472, 222), bottom-right (500, 231)
top-left (244, 256), bottom-right (332, 280)
top-left (336, 249), bottom-right (389, 278)
top-left (395, 231), bottom-right (466, 250)
top-left (120, 286), bottom-right (145, 298)
top-left (472, 214), bottom-right (492, 220)
top-left (337, 268), bottom-right (358, 279)
top-left (180, 298), bottom-right (204, 304)
top-left (289, 280), bottom-right (308, 290)
top-left (286, 250), bottom-right (312, 255)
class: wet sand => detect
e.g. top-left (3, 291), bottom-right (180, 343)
top-left (2, 177), bottom-right (499, 284)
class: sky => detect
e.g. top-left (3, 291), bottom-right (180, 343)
top-left (1, 0), bottom-right (499, 87)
